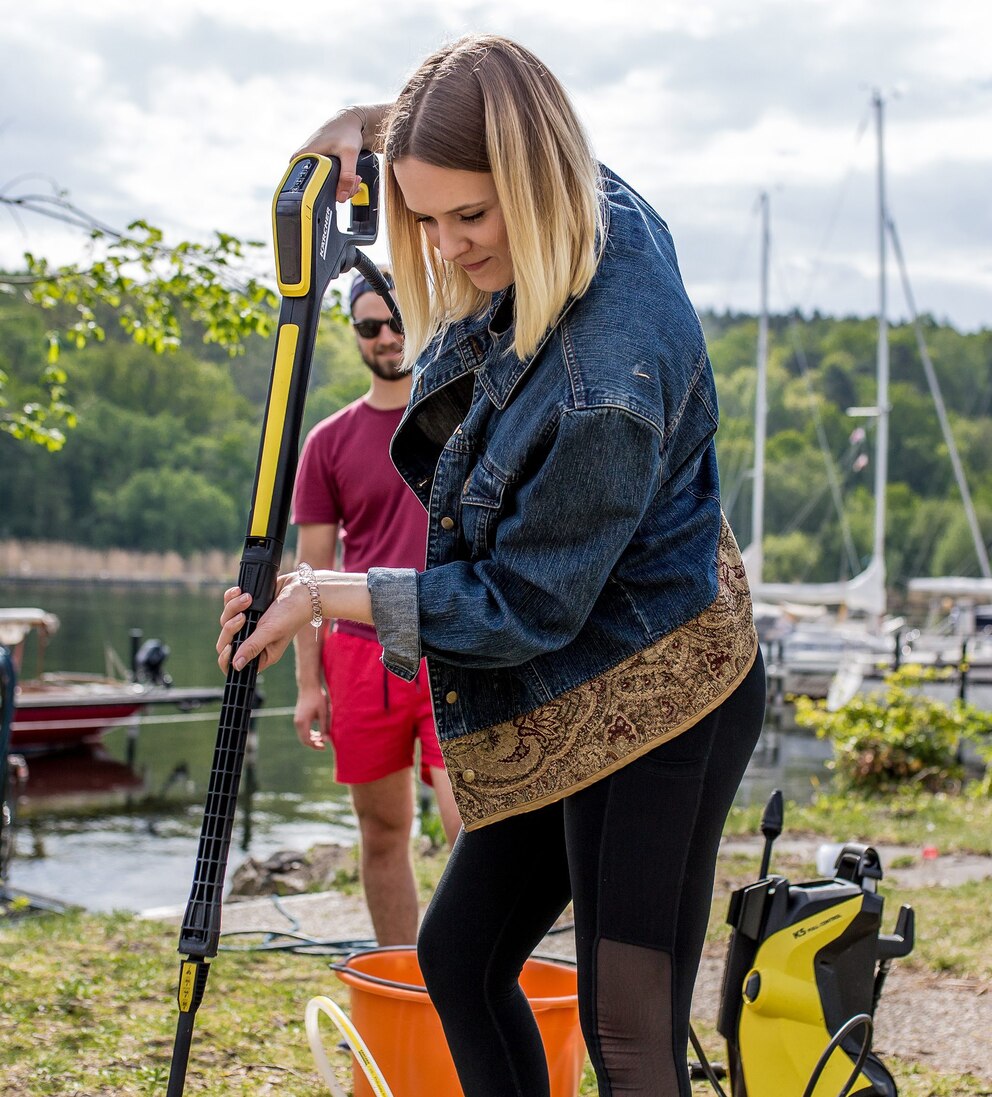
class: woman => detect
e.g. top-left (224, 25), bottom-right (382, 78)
top-left (218, 34), bottom-right (765, 1097)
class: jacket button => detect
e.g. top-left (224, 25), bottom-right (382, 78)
top-left (445, 690), bottom-right (458, 704)
top-left (440, 516), bottom-right (455, 530)
top-left (462, 769), bottom-right (476, 783)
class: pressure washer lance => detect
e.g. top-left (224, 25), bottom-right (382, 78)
top-left (165, 150), bottom-right (399, 1097)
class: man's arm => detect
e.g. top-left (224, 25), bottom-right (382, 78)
top-left (293, 522), bottom-right (338, 750)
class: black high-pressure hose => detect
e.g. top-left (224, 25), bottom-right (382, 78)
top-left (353, 250), bottom-right (403, 330)
top-left (800, 1014), bottom-right (874, 1097)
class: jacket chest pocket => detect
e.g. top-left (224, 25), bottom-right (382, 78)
top-left (460, 458), bottom-right (507, 559)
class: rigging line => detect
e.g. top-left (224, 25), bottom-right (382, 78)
top-left (716, 194), bottom-right (763, 313)
top-left (774, 252), bottom-right (862, 572)
top-left (780, 442), bottom-right (861, 546)
top-left (779, 480), bottom-right (830, 539)
top-left (0, 192), bottom-right (122, 237)
top-left (11, 705), bottom-right (296, 734)
top-left (941, 538), bottom-right (985, 581)
top-left (905, 506), bottom-right (948, 581)
top-left (0, 171), bottom-right (69, 197)
top-left (129, 704), bottom-right (295, 725)
top-left (795, 102), bottom-right (873, 314)
top-left (782, 312), bottom-right (863, 576)
top-left (887, 214), bottom-right (991, 579)
top-left (0, 192), bottom-right (270, 301)
top-left (718, 450), bottom-right (751, 521)
top-left (0, 199), bottom-right (115, 236)
top-left (0, 184), bottom-right (268, 303)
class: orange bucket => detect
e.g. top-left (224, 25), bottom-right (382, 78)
top-left (332, 946), bottom-right (586, 1097)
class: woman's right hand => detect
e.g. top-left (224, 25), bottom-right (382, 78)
top-left (292, 106), bottom-right (383, 204)
top-left (216, 578), bottom-right (308, 675)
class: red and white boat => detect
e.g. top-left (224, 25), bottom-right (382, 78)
top-left (0, 607), bottom-right (223, 755)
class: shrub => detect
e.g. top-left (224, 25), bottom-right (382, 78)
top-left (793, 665), bottom-right (992, 794)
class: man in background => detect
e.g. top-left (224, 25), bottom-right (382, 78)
top-left (291, 269), bottom-right (460, 945)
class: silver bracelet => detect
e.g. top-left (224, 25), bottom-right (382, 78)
top-left (345, 105), bottom-right (368, 137)
top-left (297, 562), bottom-right (323, 639)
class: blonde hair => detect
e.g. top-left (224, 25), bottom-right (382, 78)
top-left (383, 35), bottom-right (604, 366)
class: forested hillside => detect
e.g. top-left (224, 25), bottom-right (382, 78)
top-left (2, 286), bottom-right (990, 588)
top-left (706, 311), bottom-right (992, 587)
top-left (0, 289), bottom-right (367, 556)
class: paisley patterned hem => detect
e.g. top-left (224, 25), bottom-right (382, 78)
top-left (443, 517), bottom-right (758, 831)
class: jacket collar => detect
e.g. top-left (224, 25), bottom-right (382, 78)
top-left (472, 301), bottom-right (574, 409)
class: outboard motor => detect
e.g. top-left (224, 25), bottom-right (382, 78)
top-left (135, 638), bottom-right (173, 687)
top-left (717, 791), bottom-right (914, 1096)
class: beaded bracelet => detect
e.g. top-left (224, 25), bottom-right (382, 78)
top-left (297, 562), bottom-right (323, 639)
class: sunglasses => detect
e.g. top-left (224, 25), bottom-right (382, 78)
top-left (353, 317), bottom-right (404, 339)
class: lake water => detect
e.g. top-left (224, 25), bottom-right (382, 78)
top-left (2, 580), bottom-right (832, 913)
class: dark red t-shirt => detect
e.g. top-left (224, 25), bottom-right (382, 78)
top-left (292, 400), bottom-right (427, 638)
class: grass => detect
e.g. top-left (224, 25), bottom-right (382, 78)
top-left (2, 791), bottom-right (990, 1095)
top-left (1, 908), bottom-right (344, 1095)
top-left (723, 787), bottom-right (992, 853)
top-left (886, 878), bottom-right (992, 979)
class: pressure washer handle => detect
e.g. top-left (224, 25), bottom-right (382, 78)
top-left (834, 843), bottom-right (883, 890)
top-left (873, 905), bottom-right (915, 1014)
top-left (757, 788), bottom-right (784, 880)
top-left (348, 149), bottom-right (381, 244)
top-left (877, 904), bottom-right (915, 960)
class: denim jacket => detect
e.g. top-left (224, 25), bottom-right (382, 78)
top-left (368, 166), bottom-right (725, 742)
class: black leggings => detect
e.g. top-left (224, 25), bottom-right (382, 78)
top-left (418, 651), bottom-right (765, 1097)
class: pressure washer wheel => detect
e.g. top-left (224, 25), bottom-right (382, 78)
top-left (863, 1052), bottom-right (897, 1097)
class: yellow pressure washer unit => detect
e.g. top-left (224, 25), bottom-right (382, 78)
top-left (703, 790), bottom-right (915, 1097)
top-left (165, 151), bottom-right (399, 1097)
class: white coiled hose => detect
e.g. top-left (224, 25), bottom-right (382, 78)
top-left (305, 995), bottom-right (394, 1097)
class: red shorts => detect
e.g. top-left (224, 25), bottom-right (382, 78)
top-left (322, 630), bottom-right (443, 785)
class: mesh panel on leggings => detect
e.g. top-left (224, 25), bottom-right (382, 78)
top-left (594, 938), bottom-right (679, 1096)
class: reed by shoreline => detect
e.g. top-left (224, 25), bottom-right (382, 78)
top-left (0, 539), bottom-right (241, 587)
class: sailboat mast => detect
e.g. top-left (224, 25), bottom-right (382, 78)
top-left (872, 89), bottom-right (890, 590)
top-left (751, 191), bottom-right (770, 586)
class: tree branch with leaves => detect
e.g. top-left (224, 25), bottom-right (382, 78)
top-left (0, 179), bottom-right (280, 449)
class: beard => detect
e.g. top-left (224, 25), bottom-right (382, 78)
top-left (361, 346), bottom-right (407, 382)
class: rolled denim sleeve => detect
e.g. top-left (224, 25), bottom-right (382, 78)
top-left (367, 567), bottom-right (421, 680)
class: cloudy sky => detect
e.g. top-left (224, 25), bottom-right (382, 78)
top-left (3, 0), bottom-right (990, 331)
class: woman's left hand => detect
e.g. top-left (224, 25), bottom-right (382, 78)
top-left (216, 574), bottom-right (309, 674)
